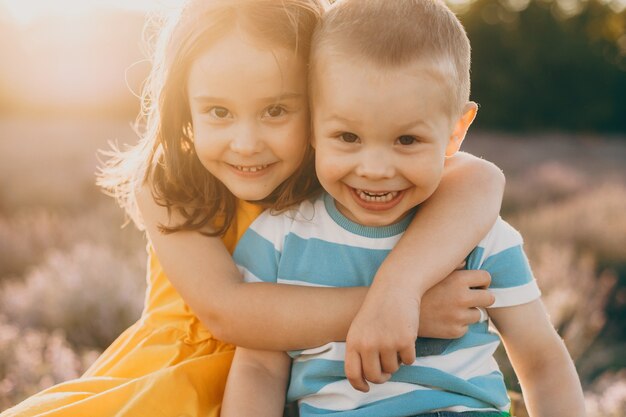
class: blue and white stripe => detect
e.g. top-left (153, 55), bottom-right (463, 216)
top-left (233, 193), bottom-right (540, 416)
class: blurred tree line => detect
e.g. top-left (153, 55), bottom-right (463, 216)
top-left (0, 0), bottom-right (624, 133)
top-left (459, 0), bottom-right (626, 133)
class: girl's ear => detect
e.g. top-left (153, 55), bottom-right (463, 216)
top-left (446, 102), bottom-right (478, 157)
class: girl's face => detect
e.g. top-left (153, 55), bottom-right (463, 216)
top-left (187, 30), bottom-right (309, 201)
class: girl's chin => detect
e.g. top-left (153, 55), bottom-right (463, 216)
top-left (232, 190), bottom-right (272, 201)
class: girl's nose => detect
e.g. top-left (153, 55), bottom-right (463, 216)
top-left (355, 149), bottom-right (395, 179)
top-left (229, 123), bottom-right (263, 155)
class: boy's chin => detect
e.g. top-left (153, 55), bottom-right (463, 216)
top-left (341, 207), bottom-right (413, 228)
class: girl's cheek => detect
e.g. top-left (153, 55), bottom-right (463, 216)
top-left (287, 120), bottom-right (310, 152)
top-left (192, 136), bottom-right (208, 155)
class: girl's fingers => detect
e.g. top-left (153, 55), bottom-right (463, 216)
top-left (465, 270), bottom-right (492, 289)
top-left (467, 306), bottom-right (482, 324)
top-left (473, 289), bottom-right (496, 308)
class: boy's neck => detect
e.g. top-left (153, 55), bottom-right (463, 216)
top-left (323, 193), bottom-right (416, 238)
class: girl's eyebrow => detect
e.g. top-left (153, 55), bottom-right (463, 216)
top-left (192, 92), bottom-right (304, 104)
top-left (264, 92), bottom-right (304, 101)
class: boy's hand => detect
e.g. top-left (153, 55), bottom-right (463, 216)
top-left (345, 287), bottom-right (419, 392)
top-left (344, 263), bottom-right (494, 392)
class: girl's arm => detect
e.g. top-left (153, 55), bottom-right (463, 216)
top-left (136, 152), bottom-right (500, 350)
top-left (137, 183), bottom-right (362, 349)
top-left (344, 152), bottom-right (504, 391)
top-left (489, 300), bottom-right (586, 417)
top-left (222, 348), bottom-right (290, 417)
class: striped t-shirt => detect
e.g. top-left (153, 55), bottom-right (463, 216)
top-left (233, 193), bottom-right (541, 417)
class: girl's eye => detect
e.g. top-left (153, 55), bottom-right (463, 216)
top-left (208, 106), bottom-right (232, 119)
top-left (397, 135), bottom-right (417, 145)
top-left (340, 132), bottom-right (359, 143)
top-left (265, 105), bottom-right (286, 118)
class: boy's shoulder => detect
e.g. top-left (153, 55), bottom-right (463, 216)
top-left (247, 194), bottom-right (325, 235)
top-left (475, 216), bottom-right (524, 257)
top-left (467, 217), bottom-right (540, 307)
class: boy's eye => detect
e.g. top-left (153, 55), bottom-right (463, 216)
top-left (265, 105), bottom-right (286, 118)
top-left (340, 132), bottom-right (359, 143)
top-left (397, 135), bottom-right (417, 145)
top-left (208, 106), bottom-right (232, 119)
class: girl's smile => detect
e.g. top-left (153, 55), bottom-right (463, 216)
top-left (230, 164), bottom-right (271, 173)
top-left (227, 162), bottom-right (275, 177)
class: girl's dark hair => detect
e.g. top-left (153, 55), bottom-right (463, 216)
top-left (98, 0), bottom-right (325, 236)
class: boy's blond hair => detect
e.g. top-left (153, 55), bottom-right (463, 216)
top-left (311, 0), bottom-right (471, 117)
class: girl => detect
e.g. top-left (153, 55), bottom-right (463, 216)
top-left (1, 1), bottom-right (503, 416)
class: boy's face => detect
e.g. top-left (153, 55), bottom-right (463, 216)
top-left (312, 58), bottom-right (462, 227)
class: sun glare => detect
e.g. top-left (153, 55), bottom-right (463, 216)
top-left (0, 0), bottom-right (184, 24)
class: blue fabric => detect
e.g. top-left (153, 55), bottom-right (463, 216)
top-left (234, 194), bottom-right (536, 416)
top-left (411, 412), bottom-right (509, 417)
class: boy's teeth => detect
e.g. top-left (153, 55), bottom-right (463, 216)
top-left (356, 189), bottom-right (399, 203)
top-left (235, 164), bottom-right (268, 172)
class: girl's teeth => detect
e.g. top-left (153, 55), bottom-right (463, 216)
top-left (356, 189), bottom-right (399, 203)
top-left (235, 164), bottom-right (268, 172)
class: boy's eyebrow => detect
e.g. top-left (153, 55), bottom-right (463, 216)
top-left (323, 114), bottom-right (429, 130)
top-left (192, 92), bottom-right (304, 103)
top-left (322, 113), bottom-right (359, 124)
top-left (398, 119), bottom-right (429, 130)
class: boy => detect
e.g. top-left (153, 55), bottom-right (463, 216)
top-left (221, 0), bottom-right (585, 416)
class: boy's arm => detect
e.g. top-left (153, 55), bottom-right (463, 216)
top-left (222, 348), bottom-right (291, 417)
top-left (489, 300), bottom-right (586, 417)
top-left (345, 152), bottom-right (504, 391)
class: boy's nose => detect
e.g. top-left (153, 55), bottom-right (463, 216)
top-left (355, 150), bottom-right (395, 179)
top-left (229, 123), bottom-right (263, 155)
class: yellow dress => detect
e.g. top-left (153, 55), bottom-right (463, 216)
top-left (1, 201), bottom-right (263, 417)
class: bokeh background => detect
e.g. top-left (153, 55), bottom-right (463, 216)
top-left (0, 0), bottom-right (624, 414)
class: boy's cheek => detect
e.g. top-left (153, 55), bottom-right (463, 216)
top-left (315, 155), bottom-right (345, 179)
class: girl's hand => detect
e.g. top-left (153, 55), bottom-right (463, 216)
top-left (419, 268), bottom-right (495, 339)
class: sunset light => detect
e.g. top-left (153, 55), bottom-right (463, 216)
top-left (0, 0), bottom-right (624, 413)
top-left (0, 0), bottom-right (183, 24)
top-left (0, 0), bottom-right (189, 113)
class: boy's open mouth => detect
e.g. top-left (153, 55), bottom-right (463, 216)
top-left (355, 189), bottom-right (399, 203)
top-left (349, 187), bottom-right (405, 211)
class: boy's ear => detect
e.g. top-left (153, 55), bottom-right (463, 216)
top-left (446, 101), bottom-right (478, 157)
